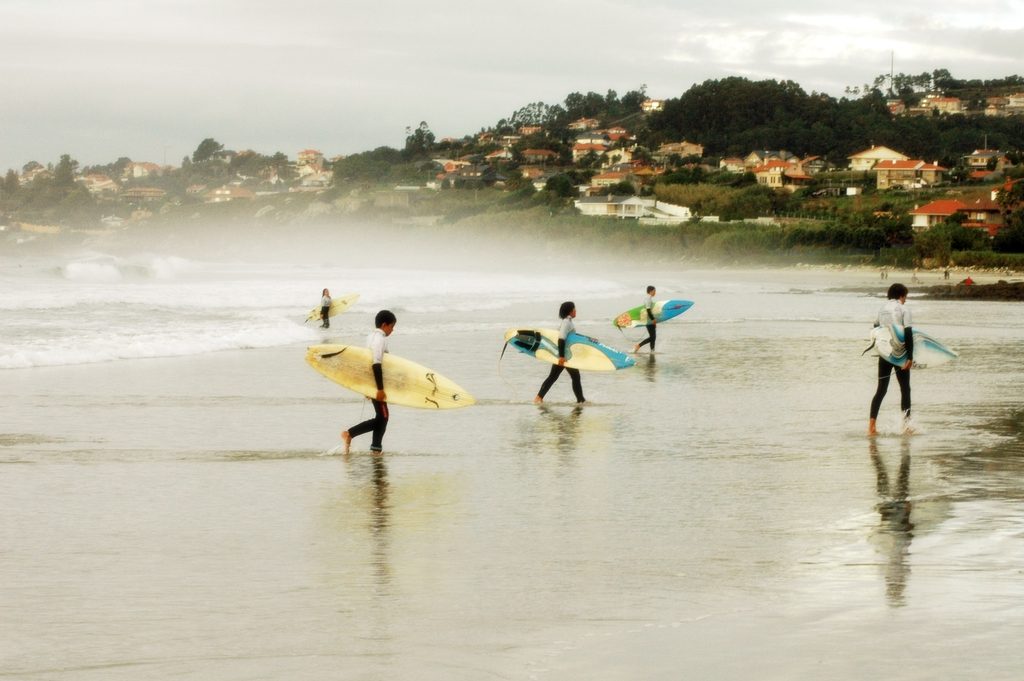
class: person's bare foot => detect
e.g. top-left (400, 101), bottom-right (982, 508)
top-left (340, 430), bottom-right (352, 454)
top-left (632, 344), bottom-right (640, 353)
top-left (533, 396), bottom-right (543, 405)
top-left (867, 418), bottom-right (878, 437)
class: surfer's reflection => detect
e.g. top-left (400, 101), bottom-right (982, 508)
top-left (537, 404), bottom-right (584, 457)
top-left (869, 438), bottom-right (913, 608)
top-left (642, 353), bottom-right (657, 382)
top-left (345, 453), bottom-right (393, 593)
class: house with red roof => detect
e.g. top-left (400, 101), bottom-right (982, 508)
top-left (874, 160), bottom-right (947, 189)
top-left (909, 198), bottom-right (1003, 236)
top-left (752, 160), bottom-right (813, 192)
top-left (521, 149), bottom-right (558, 164)
top-left (572, 143), bottom-right (608, 163)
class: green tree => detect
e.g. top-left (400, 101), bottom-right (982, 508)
top-left (1, 169), bottom-right (19, 199)
top-left (545, 174), bottom-right (575, 198)
top-left (53, 154), bottom-right (78, 190)
top-left (403, 122), bottom-right (435, 160)
top-left (192, 138), bottom-right (224, 163)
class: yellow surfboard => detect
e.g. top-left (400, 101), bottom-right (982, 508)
top-left (305, 293), bottom-right (360, 323)
top-left (306, 344), bottom-right (475, 409)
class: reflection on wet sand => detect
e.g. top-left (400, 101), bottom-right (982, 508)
top-left (641, 354), bottom-right (657, 383)
top-left (537, 404), bottom-right (584, 456)
top-left (869, 438), bottom-right (913, 608)
top-left (345, 453), bottom-right (393, 594)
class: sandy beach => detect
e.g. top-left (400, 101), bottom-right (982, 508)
top-left (3, 256), bottom-right (1023, 680)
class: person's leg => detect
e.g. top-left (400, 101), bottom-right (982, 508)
top-left (894, 366), bottom-right (911, 418)
top-left (648, 323), bottom-right (656, 352)
top-left (869, 359), bottom-right (893, 434)
top-left (369, 399), bottom-right (389, 452)
top-left (535, 364), bottom-right (564, 403)
top-left (568, 368), bottom-right (585, 403)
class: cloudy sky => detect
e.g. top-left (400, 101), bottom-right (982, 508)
top-left (1, 0), bottom-right (1022, 172)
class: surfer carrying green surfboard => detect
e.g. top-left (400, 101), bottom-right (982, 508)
top-left (341, 310), bottom-right (397, 453)
top-left (632, 285), bottom-right (657, 354)
top-left (534, 301), bottom-right (585, 405)
top-left (868, 283), bottom-right (913, 436)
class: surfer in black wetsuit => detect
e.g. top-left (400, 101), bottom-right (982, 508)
top-left (633, 285), bottom-right (657, 354)
top-left (534, 301), bottom-right (585, 405)
top-left (869, 283), bottom-right (913, 436)
top-left (341, 310), bottom-right (397, 454)
top-left (320, 288), bottom-right (332, 328)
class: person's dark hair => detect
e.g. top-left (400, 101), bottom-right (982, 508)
top-left (558, 301), bottom-right (575, 319)
top-left (375, 309), bottom-right (397, 327)
top-left (646, 285), bottom-right (656, 293)
top-left (887, 283), bottom-right (909, 300)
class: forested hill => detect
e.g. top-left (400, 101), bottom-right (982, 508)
top-left (492, 73), bottom-right (1024, 167)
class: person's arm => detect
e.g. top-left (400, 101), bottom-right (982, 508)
top-left (904, 327), bottom-right (914, 367)
top-left (370, 333), bottom-right (387, 400)
top-left (646, 299), bottom-right (656, 324)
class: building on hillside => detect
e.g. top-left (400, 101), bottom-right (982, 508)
top-left (79, 174), bottom-right (119, 196)
top-left (719, 157), bottom-right (746, 173)
top-left (448, 164), bottom-right (503, 189)
top-left (485, 148), bottom-right (513, 162)
top-left (572, 143), bottom-right (608, 163)
top-left (873, 160), bottom-right (947, 189)
top-left (602, 148), bottom-right (634, 167)
top-left (521, 149), bottom-right (558, 165)
top-left (574, 195), bottom-right (652, 218)
top-left (799, 156), bottom-right (830, 174)
top-left (297, 149), bottom-right (324, 169)
top-left (518, 125), bottom-right (543, 136)
top-left (752, 160), bottom-right (813, 192)
top-left (568, 117), bottom-right (601, 131)
top-left (590, 171), bottom-right (638, 191)
top-left (574, 195), bottom-right (694, 223)
top-left (743, 150), bottom-right (796, 171)
top-left (575, 131), bottom-right (610, 146)
top-left (963, 149), bottom-right (1012, 172)
top-left (124, 162), bottom-right (162, 179)
top-left (911, 94), bottom-right (965, 116)
top-left (121, 187), bottom-right (167, 202)
top-left (204, 185), bottom-right (255, 203)
top-left (641, 99), bottom-right (665, 113)
top-left (654, 141), bottom-right (705, 161)
top-left (848, 145), bottom-right (909, 171)
top-left (908, 198), bottom-right (1003, 236)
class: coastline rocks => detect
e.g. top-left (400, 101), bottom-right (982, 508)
top-left (921, 280), bottom-right (1024, 301)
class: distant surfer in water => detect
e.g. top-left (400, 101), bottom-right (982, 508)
top-left (633, 285), bottom-right (657, 354)
top-left (320, 288), bottom-right (332, 328)
top-left (341, 310), bottom-right (397, 454)
top-left (534, 301), bottom-right (585, 405)
top-left (868, 283), bottom-right (913, 436)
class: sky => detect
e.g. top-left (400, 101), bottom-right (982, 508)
top-left (1, 0), bottom-right (1023, 172)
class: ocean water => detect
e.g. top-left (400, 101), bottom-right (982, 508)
top-left (2, 249), bottom-right (1023, 680)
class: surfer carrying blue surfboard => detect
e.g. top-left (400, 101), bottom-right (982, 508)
top-left (534, 301), bottom-right (585, 405)
top-left (320, 289), bottom-right (332, 328)
top-left (341, 310), bottom-right (397, 453)
top-left (633, 285), bottom-right (657, 354)
top-left (868, 283), bottom-right (913, 436)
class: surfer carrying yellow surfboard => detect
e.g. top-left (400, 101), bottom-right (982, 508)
top-left (868, 283), bottom-right (913, 436)
top-left (319, 289), bottom-right (332, 328)
top-left (632, 285), bottom-right (657, 354)
top-left (341, 310), bottom-right (397, 453)
top-left (534, 302), bottom-right (585, 405)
